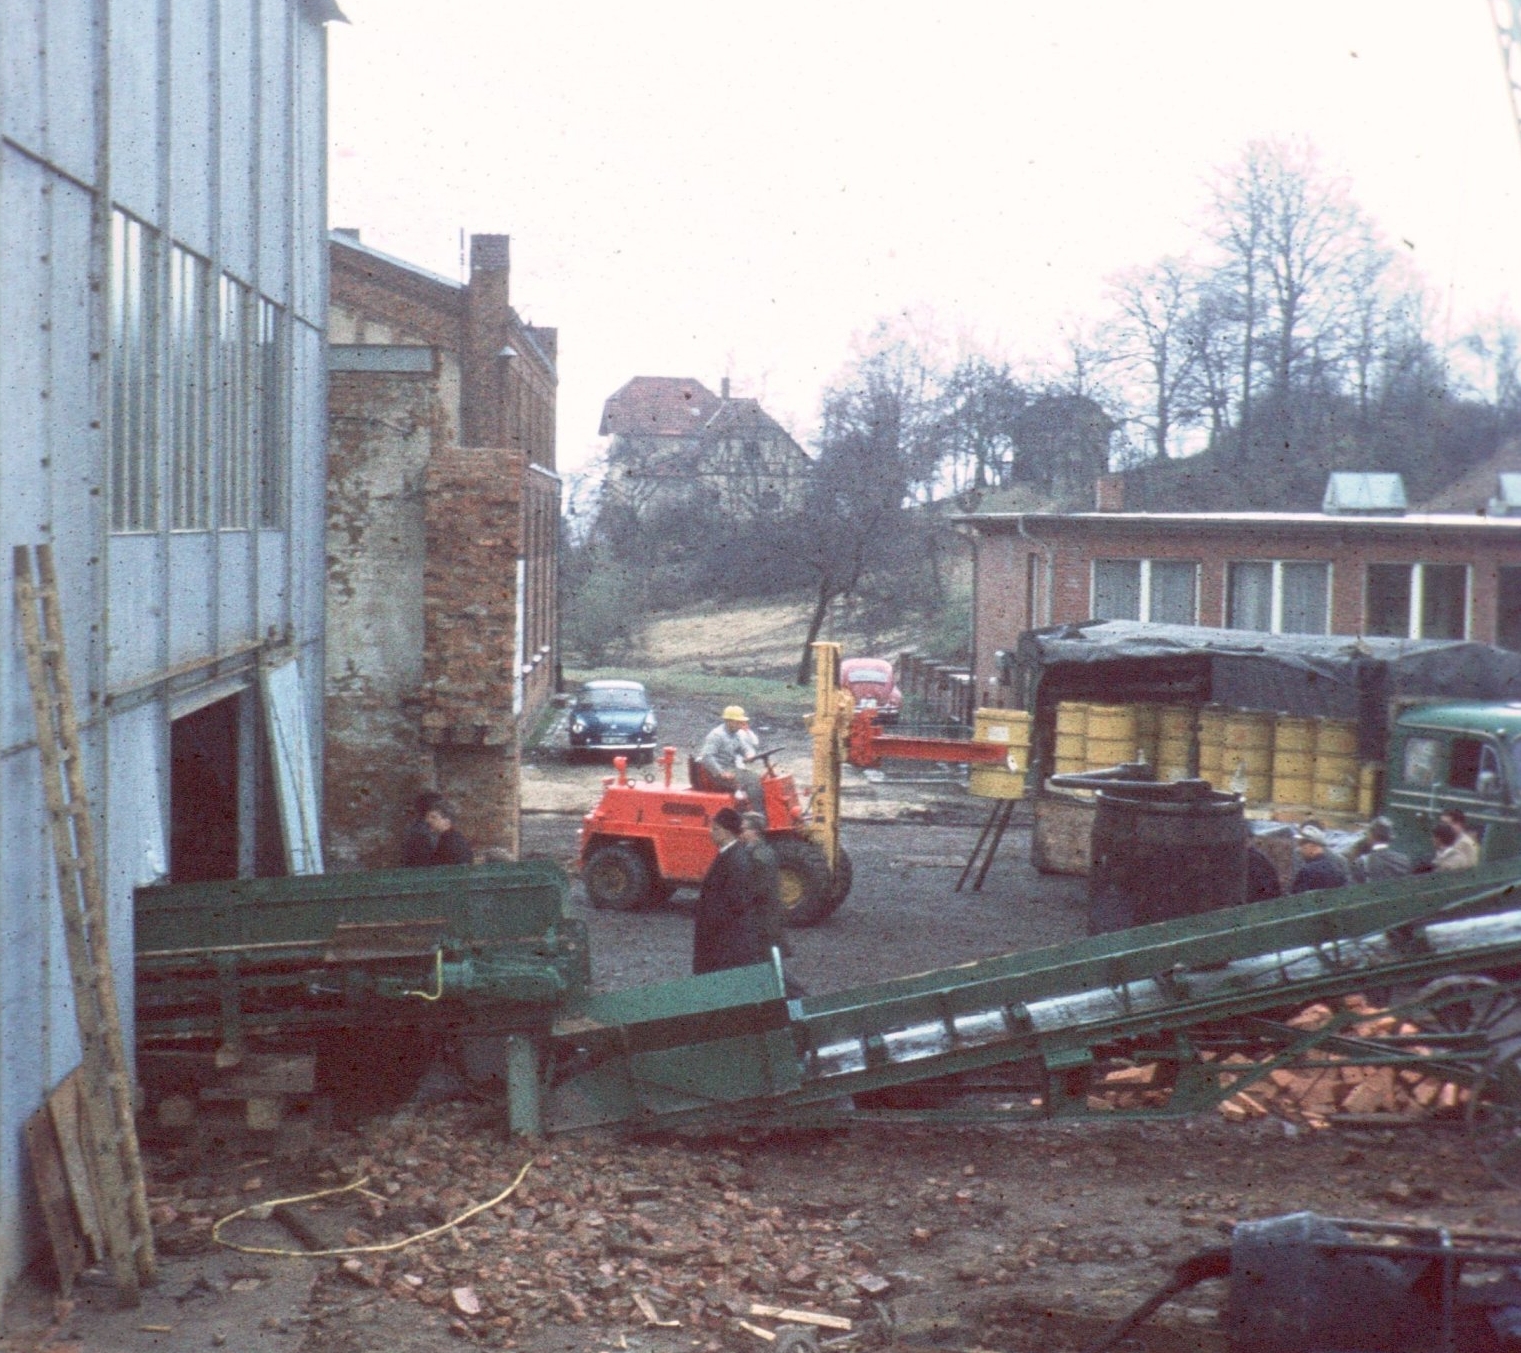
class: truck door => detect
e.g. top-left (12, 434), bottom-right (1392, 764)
top-left (1385, 729), bottom-right (1517, 863)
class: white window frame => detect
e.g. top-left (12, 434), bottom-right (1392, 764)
top-left (1091, 558), bottom-right (1198, 624)
top-left (1365, 562), bottom-right (1471, 640)
top-left (1225, 559), bottom-right (1331, 635)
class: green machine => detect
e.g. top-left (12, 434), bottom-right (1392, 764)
top-left (138, 858), bottom-right (1521, 1182)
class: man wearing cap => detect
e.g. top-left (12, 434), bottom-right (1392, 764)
top-left (1350, 817), bottom-right (1412, 884)
top-left (1290, 824), bottom-right (1348, 894)
top-left (699, 705), bottom-right (765, 808)
top-left (692, 807), bottom-right (767, 975)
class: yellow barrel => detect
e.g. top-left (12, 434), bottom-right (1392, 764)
top-left (1053, 702), bottom-right (1088, 775)
top-left (1196, 707), bottom-right (1227, 786)
top-left (1271, 716), bottom-right (1316, 809)
top-left (1357, 761), bottom-right (1384, 819)
top-left (968, 707), bottom-right (1031, 800)
top-left (1222, 711), bottom-right (1273, 804)
top-left (1312, 719), bottom-right (1359, 814)
top-left (1085, 702), bottom-right (1138, 770)
top-left (1132, 703), bottom-right (1161, 770)
top-left (1155, 705), bottom-right (1194, 781)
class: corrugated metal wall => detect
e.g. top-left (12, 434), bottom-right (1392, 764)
top-left (0, 0), bottom-right (329, 1294)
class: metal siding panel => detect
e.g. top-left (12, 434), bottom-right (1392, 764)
top-left (290, 320), bottom-right (325, 643)
top-left (167, 0), bottom-right (213, 254)
top-left (256, 528), bottom-right (288, 632)
top-left (292, 15), bottom-right (323, 323)
top-left (219, 0), bottom-right (256, 281)
top-left (0, 150), bottom-right (49, 753)
top-left (42, 0), bottom-right (99, 183)
top-left (167, 530), bottom-right (216, 664)
top-left (217, 528), bottom-right (257, 644)
top-left (47, 180), bottom-right (105, 696)
top-left (0, 0), bottom-right (45, 152)
top-left (105, 533), bottom-right (167, 689)
top-left (107, 0), bottom-right (162, 222)
top-left (256, 0), bottom-right (290, 304)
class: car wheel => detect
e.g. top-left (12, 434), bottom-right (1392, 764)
top-left (583, 844), bottom-right (654, 911)
top-left (773, 838), bottom-right (834, 928)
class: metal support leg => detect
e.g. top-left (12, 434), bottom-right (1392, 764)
top-left (957, 799), bottom-right (1015, 893)
top-left (505, 1035), bottom-right (542, 1137)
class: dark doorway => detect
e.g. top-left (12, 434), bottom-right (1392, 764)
top-left (169, 696), bottom-right (240, 883)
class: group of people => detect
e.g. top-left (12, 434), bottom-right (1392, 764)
top-left (1286, 809), bottom-right (1481, 895)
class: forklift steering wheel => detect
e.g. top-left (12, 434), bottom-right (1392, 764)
top-left (745, 745), bottom-right (785, 770)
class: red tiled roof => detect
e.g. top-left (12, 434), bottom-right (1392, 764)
top-left (1416, 440), bottom-right (1521, 513)
top-left (599, 377), bottom-right (722, 437)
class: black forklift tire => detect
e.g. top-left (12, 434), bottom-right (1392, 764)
top-left (583, 844), bottom-right (654, 911)
top-left (774, 837), bottom-right (834, 928)
top-left (821, 844), bottom-right (853, 918)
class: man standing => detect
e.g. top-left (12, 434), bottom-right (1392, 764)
top-left (402, 791), bottom-right (443, 866)
top-left (692, 807), bottom-right (766, 975)
top-left (424, 799), bottom-right (474, 866)
top-left (1351, 816), bottom-right (1412, 883)
top-left (1432, 819), bottom-right (1479, 872)
top-left (1290, 824), bottom-right (1347, 894)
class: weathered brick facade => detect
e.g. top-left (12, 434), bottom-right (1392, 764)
top-left (962, 507), bottom-right (1521, 705)
top-left (324, 231), bottom-right (559, 869)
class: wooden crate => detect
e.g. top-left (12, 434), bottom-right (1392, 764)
top-left (1032, 791), bottom-right (1096, 876)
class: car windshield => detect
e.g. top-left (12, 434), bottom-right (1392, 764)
top-left (579, 688), bottom-right (647, 711)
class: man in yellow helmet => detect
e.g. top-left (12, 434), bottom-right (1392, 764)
top-left (699, 704), bottom-right (765, 808)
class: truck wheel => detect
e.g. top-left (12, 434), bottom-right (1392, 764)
top-left (821, 845), bottom-right (853, 918)
top-left (774, 838), bottom-right (834, 928)
top-left (584, 844), bottom-right (653, 911)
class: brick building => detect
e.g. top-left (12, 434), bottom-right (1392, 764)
top-left (959, 475), bottom-right (1521, 703)
top-left (325, 231), bottom-right (559, 868)
top-left (598, 375), bottom-right (811, 520)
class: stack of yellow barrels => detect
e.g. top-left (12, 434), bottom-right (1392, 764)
top-left (1053, 702), bottom-right (1089, 777)
top-left (1155, 705), bottom-right (1194, 782)
top-left (1084, 703), bottom-right (1138, 770)
top-left (1312, 719), bottom-right (1360, 817)
top-left (1197, 707), bottom-right (1228, 788)
top-left (968, 707), bottom-right (1031, 799)
top-left (1270, 716), bottom-right (1317, 814)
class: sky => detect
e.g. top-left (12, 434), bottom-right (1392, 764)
top-left (328, 3), bottom-right (1521, 476)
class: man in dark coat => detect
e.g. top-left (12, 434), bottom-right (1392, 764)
top-left (1290, 824), bottom-right (1347, 894)
top-left (692, 807), bottom-right (767, 975)
top-left (425, 799), bottom-right (474, 866)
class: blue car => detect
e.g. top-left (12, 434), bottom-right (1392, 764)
top-left (568, 679), bottom-right (658, 762)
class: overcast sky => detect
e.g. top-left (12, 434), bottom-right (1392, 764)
top-left (329, 3), bottom-right (1521, 475)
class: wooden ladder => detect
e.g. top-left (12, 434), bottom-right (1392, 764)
top-left (13, 544), bottom-right (156, 1303)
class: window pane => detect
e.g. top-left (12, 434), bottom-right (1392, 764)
top-left (1148, 561), bottom-right (1197, 624)
top-left (169, 246), bottom-right (210, 530)
top-left (256, 300), bottom-right (285, 528)
top-left (1280, 562), bottom-right (1329, 634)
top-left (1402, 737), bottom-right (1440, 788)
top-left (219, 276), bottom-right (254, 527)
top-left (110, 212), bottom-right (158, 532)
top-left (1421, 564), bottom-right (1467, 640)
top-left (1226, 562), bottom-right (1272, 631)
top-left (1366, 564), bottom-right (1411, 637)
top-left (1093, 560), bottom-right (1140, 620)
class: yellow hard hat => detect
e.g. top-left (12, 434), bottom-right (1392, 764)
top-left (721, 705), bottom-right (749, 722)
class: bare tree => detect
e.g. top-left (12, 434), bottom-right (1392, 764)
top-left (1108, 256), bottom-right (1201, 459)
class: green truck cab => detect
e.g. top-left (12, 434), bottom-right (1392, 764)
top-left (1384, 702), bottom-right (1521, 865)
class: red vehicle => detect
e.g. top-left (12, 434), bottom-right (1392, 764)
top-left (578, 745), bottom-right (849, 927)
top-left (840, 657), bottom-right (902, 723)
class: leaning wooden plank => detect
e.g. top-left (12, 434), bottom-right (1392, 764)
top-left (24, 1106), bottom-right (88, 1296)
top-left (48, 1069), bottom-right (103, 1262)
top-left (746, 1304), bottom-right (853, 1330)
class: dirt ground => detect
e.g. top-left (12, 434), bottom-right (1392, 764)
top-left (5, 693), bottom-right (1516, 1353)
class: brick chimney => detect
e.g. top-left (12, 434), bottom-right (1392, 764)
top-left (463, 234), bottom-right (512, 447)
top-left (721, 376), bottom-right (730, 400)
top-left (1095, 473), bottom-right (1125, 512)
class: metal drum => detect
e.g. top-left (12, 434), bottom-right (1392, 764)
top-left (1079, 776), bottom-right (1248, 934)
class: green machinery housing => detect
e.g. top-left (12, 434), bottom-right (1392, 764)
top-left (136, 858), bottom-right (1521, 1178)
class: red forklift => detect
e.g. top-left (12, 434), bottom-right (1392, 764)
top-left (578, 645), bottom-right (1017, 926)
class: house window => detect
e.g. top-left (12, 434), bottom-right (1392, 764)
top-left (168, 245), bottom-right (211, 530)
top-left (1366, 563), bottom-right (1469, 640)
top-left (218, 276), bottom-right (255, 527)
top-left (1226, 561), bottom-right (1330, 634)
top-left (1501, 567), bottom-right (1521, 652)
top-left (1092, 559), bottom-right (1197, 623)
top-left (110, 211), bottom-right (159, 532)
top-left (256, 299), bottom-right (286, 528)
